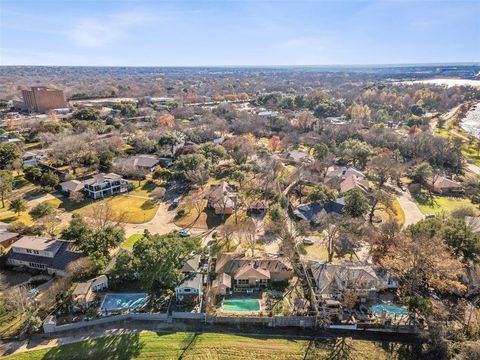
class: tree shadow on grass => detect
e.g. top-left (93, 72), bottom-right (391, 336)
top-left (412, 192), bottom-right (438, 207)
top-left (205, 208), bottom-right (224, 229)
top-left (41, 332), bottom-right (144, 360)
top-left (177, 333), bottom-right (199, 359)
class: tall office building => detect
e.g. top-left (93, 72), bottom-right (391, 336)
top-left (21, 86), bottom-right (67, 113)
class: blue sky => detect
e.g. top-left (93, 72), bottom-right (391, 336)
top-left (1, 0), bottom-right (479, 66)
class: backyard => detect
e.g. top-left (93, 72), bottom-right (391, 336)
top-left (4, 331), bottom-right (398, 360)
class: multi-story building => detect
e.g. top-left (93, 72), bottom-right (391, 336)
top-left (83, 173), bottom-right (129, 200)
top-left (7, 236), bottom-right (83, 276)
top-left (214, 252), bottom-right (294, 291)
top-left (21, 86), bottom-right (68, 113)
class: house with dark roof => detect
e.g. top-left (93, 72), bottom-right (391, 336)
top-left (7, 236), bottom-right (84, 276)
top-left (83, 173), bottom-right (130, 200)
top-left (215, 252), bottom-right (293, 291)
top-left (174, 141), bottom-right (199, 157)
top-left (293, 198), bottom-right (345, 224)
top-left (206, 182), bottom-right (239, 215)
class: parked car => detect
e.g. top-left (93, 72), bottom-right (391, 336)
top-left (202, 263), bottom-right (209, 272)
top-left (303, 238), bottom-right (314, 245)
top-left (173, 197), bottom-right (181, 207)
top-left (178, 229), bottom-right (191, 237)
top-left (424, 214), bottom-right (435, 219)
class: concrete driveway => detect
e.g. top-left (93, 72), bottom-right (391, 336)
top-left (123, 202), bottom-right (180, 237)
top-left (396, 191), bottom-right (424, 228)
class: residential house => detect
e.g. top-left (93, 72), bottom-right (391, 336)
top-left (181, 254), bottom-right (201, 273)
top-left (0, 231), bottom-right (19, 249)
top-left (174, 141), bottom-right (199, 157)
top-left (175, 273), bottom-right (203, 304)
top-left (83, 173), bottom-right (129, 200)
top-left (125, 154), bottom-right (159, 172)
top-left (430, 175), bottom-right (463, 194)
top-left (60, 180), bottom-right (84, 194)
top-left (206, 182), bottom-right (239, 215)
top-left (310, 261), bottom-right (398, 300)
top-left (279, 150), bottom-right (311, 165)
top-left (324, 166), bottom-right (369, 194)
top-left (22, 150), bottom-right (48, 167)
top-left (7, 236), bottom-right (83, 276)
top-left (215, 252), bottom-right (294, 290)
top-left (293, 198), bottom-right (345, 224)
top-left (211, 273), bottom-right (232, 296)
top-left (72, 275), bottom-right (108, 309)
top-left (247, 200), bottom-right (269, 215)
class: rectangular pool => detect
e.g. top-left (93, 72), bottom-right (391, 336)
top-left (370, 304), bottom-right (409, 316)
top-left (222, 299), bottom-right (260, 312)
top-left (100, 293), bottom-right (148, 312)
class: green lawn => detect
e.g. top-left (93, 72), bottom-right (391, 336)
top-left (435, 124), bottom-right (480, 166)
top-left (128, 181), bottom-right (156, 197)
top-left (4, 331), bottom-right (397, 360)
top-left (47, 195), bottom-right (159, 224)
top-left (0, 308), bottom-right (27, 338)
top-left (415, 193), bottom-right (479, 215)
top-left (122, 234), bottom-right (144, 249)
top-left (76, 196), bottom-right (158, 224)
top-left (305, 243), bottom-right (328, 261)
top-left (0, 211), bottom-right (33, 225)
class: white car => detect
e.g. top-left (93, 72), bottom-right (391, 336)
top-left (178, 229), bottom-right (191, 237)
top-left (303, 238), bottom-right (314, 245)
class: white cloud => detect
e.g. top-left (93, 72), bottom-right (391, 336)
top-left (68, 19), bottom-right (120, 48)
top-left (66, 10), bottom-right (151, 48)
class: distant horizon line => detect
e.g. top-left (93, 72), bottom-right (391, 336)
top-left (1, 62), bottom-right (479, 68)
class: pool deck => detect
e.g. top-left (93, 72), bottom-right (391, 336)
top-left (217, 293), bottom-right (267, 315)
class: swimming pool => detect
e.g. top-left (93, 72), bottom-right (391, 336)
top-left (222, 299), bottom-right (260, 312)
top-left (370, 304), bottom-right (409, 316)
top-left (100, 293), bottom-right (148, 312)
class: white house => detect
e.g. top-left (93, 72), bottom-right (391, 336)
top-left (175, 273), bottom-right (203, 304)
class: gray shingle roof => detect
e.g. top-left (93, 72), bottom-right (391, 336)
top-left (8, 241), bottom-right (83, 272)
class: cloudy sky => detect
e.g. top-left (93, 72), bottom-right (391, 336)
top-left (1, 0), bottom-right (479, 66)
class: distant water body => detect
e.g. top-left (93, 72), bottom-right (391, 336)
top-left (461, 102), bottom-right (480, 138)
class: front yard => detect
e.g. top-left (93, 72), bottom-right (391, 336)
top-left (414, 193), bottom-right (479, 215)
top-left (47, 194), bottom-right (159, 224)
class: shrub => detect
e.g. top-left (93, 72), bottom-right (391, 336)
top-left (141, 200), bottom-right (155, 209)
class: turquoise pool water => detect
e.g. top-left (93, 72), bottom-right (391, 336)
top-left (222, 299), bottom-right (260, 312)
top-left (100, 293), bottom-right (147, 311)
top-left (370, 304), bottom-right (409, 316)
